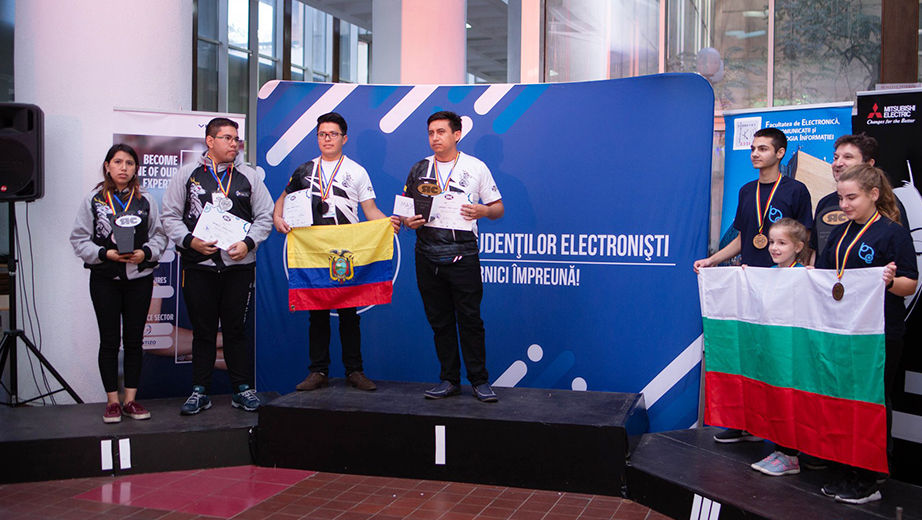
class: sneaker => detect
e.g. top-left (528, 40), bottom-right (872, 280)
top-left (346, 371), bottom-right (377, 391)
top-left (822, 472), bottom-right (856, 498)
top-left (103, 403), bottom-right (122, 424)
top-left (835, 476), bottom-right (882, 504)
top-left (295, 372), bottom-right (329, 391)
top-left (754, 452), bottom-right (800, 476)
top-left (123, 401), bottom-right (151, 420)
top-left (800, 454), bottom-right (829, 470)
top-left (713, 429), bottom-right (763, 443)
top-left (751, 451), bottom-right (780, 472)
top-left (472, 383), bottom-right (498, 402)
top-left (232, 384), bottom-right (261, 412)
top-left (180, 386), bottom-right (212, 415)
top-left (424, 381), bottom-right (461, 399)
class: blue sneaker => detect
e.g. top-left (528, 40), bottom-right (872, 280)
top-left (424, 381), bottom-right (461, 399)
top-left (232, 384), bottom-right (261, 412)
top-left (754, 451), bottom-right (800, 476)
top-left (180, 386), bottom-right (211, 415)
top-left (472, 383), bottom-right (498, 403)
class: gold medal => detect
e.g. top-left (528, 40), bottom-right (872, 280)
top-left (832, 282), bottom-right (845, 301)
top-left (753, 233), bottom-right (768, 249)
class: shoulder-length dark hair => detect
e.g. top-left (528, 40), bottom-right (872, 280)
top-left (95, 144), bottom-right (141, 198)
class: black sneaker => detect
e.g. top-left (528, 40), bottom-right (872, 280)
top-left (800, 454), bottom-right (829, 470)
top-left (424, 381), bottom-right (461, 399)
top-left (713, 429), bottom-right (763, 443)
top-left (823, 470), bottom-right (857, 498)
top-left (180, 386), bottom-right (212, 415)
top-left (835, 476), bottom-right (881, 504)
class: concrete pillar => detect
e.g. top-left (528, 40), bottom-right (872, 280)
top-left (507, 0), bottom-right (542, 83)
top-left (371, 0), bottom-right (467, 84)
top-left (11, 0), bottom-right (192, 403)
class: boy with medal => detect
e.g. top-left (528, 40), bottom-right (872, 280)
top-left (273, 112), bottom-right (397, 392)
top-left (694, 127), bottom-right (813, 442)
top-left (162, 117), bottom-right (274, 415)
top-left (398, 111), bottom-right (504, 402)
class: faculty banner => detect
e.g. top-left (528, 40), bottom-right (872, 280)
top-left (721, 103), bottom-right (852, 239)
top-left (699, 267), bottom-right (887, 473)
top-left (256, 75), bottom-right (714, 432)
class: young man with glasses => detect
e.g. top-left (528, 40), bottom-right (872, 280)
top-left (399, 111), bottom-right (504, 402)
top-left (273, 112), bottom-right (397, 392)
top-left (162, 117), bottom-right (274, 415)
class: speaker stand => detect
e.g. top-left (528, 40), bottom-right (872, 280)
top-left (0, 202), bottom-right (82, 406)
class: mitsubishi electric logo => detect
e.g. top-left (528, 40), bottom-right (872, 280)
top-left (867, 103), bottom-right (916, 125)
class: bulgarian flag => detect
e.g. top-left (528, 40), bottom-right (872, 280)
top-left (698, 266), bottom-right (887, 473)
top-left (287, 218), bottom-right (394, 311)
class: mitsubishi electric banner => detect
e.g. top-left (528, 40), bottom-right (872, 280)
top-left (255, 75), bottom-right (714, 432)
top-left (721, 103), bottom-right (853, 239)
top-left (113, 109), bottom-right (248, 398)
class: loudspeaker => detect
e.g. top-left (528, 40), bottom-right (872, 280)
top-left (0, 103), bottom-right (44, 202)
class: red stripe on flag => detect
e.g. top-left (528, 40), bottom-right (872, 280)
top-left (289, 281), bottom-right (393, 311)
top-left (705, 371), bottom-right (887, 473)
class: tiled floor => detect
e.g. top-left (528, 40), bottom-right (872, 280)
top-left (0, 466), bottom-right (674, 520)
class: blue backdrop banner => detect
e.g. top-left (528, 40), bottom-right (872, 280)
top-left (256, 74), bottom-right (713, 432)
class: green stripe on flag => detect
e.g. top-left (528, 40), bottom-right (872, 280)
top-left (703, 317), bottom-right (885, 405)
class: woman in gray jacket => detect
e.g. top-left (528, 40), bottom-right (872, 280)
top-left (70, 144), bottom-right (166, 424)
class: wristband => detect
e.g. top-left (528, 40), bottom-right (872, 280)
top-left (886, 280), bottom-right (894, 290)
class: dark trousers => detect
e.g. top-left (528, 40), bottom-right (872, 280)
top-left (415, 252), bottom-right (489, 386)
top-left (182, 267), bottom-right (254, 393)
top-left (89, 273), bottom-right (153, 393)
top-left (308, 308), bottom-right (363, 375)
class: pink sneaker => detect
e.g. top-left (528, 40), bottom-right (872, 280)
top-left (123, 401), bottom-right (151, 420)
top-left (103, 403), bottom-right (122, 424)
top-left (754, 451), bottom-right (800, 476)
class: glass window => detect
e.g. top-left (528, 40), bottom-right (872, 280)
top-left (545, 0), bottom-right (659, 82)
top-left (313, 8), bottom-right (332, 81)
top-left (668, 0), bottom-right (769, 110)
top-left (773, 0), bottom-right (881, 105)
top-left (197, 40), bottom-right (219, 112)
top-left (258, 0), bottom-right (278, 87)
top-left (198, 0), bottom-right (219, 40)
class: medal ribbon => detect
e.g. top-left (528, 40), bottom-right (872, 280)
top-left (755, 174), bottom-right (783, 234)
top-left (834, 210), bottom-right (880, 281)
top-left (434, 152), bottom-right (460, 192)
top-left (318, 156), bottom-right (344, 201)
top-left (207, 156), bottom-right (234, 198)
top-left (106, 190), bottom-right (133, 215)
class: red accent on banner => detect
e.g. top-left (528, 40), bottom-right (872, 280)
top-left (705, 371), bottom-right (887, 473)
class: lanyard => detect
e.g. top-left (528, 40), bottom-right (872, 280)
top-left (834, 210), bottom-right (880, 280)
top-left (434, 152), bottom-right (460, 192)
top-left (207, 156), bottom-right (233, 197)
top-left (755, 174), bottom-right (783, 234)
top-left (318, 156), bottom-right (344, 201)
top-left (106, 190), bottom-right (133, 215)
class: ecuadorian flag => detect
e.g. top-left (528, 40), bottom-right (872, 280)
top-left (698, 266), bottom-right (887, 473)
top-left (287, 219), bottom-right (394, 311)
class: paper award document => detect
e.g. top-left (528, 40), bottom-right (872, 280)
top-left (393, 194), bottom-right (416, 218)
top-left (283, 189), bottom-right (314, 228)
top-left (192, 202), bottom-right (251, 250)
top-left (425, 192), bottom-right (474, 231)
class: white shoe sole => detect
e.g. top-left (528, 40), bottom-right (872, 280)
top-left (835, 490), bottom-right (882, 504)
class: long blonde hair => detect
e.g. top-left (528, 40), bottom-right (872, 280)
top-left (837, 163), bottom-right (901, 224)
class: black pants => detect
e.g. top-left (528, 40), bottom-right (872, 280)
top-left (308, 308), bottom-right (362, 375)
top-left (415, 252), bottom-right (488, 386)
top-left (182, 267), bottom-right (254, 393)
top-left (89, 273), bottom-right (153, 393)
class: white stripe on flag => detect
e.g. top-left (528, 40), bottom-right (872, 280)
top-left (699, 267), bottom-right (885, 335)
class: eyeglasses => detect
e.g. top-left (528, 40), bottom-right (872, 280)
top-left (317, 132), bottom-right (342, 140)
top-left (213, 135), bottom-right (242, 144)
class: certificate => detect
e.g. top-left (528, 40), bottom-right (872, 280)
top-left (425, 192), bottom-right (474, 231)
top-left (283, 189), bottom-right (314, 228)
top-left (192, 202), bottom-right (251, 250)
top-left (393, 194), bottom-right (416, 217)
